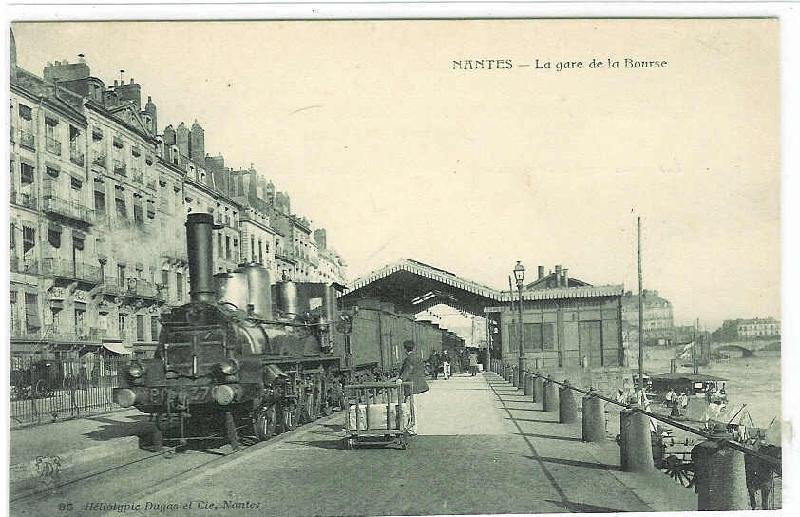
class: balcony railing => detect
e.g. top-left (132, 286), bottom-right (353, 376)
top-left (19, 130), bottom-right (35, 150)
top-left (126, 279), bottom-right (161, 300)
top-left (69, 146), bottom-right (86, 166)
top-left (113, 160), bottom-right (127, 176)
top-left (10, 191), bottom-right (37, 209)
top-left (42, 196), bottom-right (94, 224)
top-left (98, 277), bottom-right (122, 296)
top-left (93, 153), bottom-right (107, 169)
top-left (41, 258), bottom-right (103, 284)
top-left (46, 137), bottom-right (62, 156)
top-left (10, 256), bottom-right (39, 275)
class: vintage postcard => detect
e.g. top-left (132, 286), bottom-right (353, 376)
top-left (7, 17), bottom-right (781, 516)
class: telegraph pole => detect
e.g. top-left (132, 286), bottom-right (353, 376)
top-left (637, 216), bottom-right (644, 394)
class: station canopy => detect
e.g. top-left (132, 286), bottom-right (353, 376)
top-left (341, 259), bottom-right (502, 316)
top-left (341, 258), bottom-right (624, 317)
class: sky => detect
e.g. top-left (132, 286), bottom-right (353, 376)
top-left (11, 19), bottom-right (780, 330)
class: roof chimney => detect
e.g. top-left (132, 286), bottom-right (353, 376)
top-left (554, 265), bottom-right (562, 288)
top-left (78, 53), bottom-right (86, 63)
top-left (562, 268), bottom-right (569, 287)
top-left (538, 265), bottom-right (544, 280)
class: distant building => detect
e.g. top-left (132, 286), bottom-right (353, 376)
top-left (715, 317), bottom-right (780, 340)
top-left (621, 289), bottom-right (675, 346)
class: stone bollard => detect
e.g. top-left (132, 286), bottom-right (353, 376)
top-left (692, 440), bottom-right (750, 511)
top-left (559, 384), bottom-right (578, 423)
top-left (533, 376), bottom-right (544, 403)
top-left (512, 368), bottom-right (518, 387)
top-left (542, 379), bottom-right (560, 414)
top-left (523, 373), bottom-right (531, 395)
top-left (581, 394), bottom-right (606, 442)
top-left (619, 409), bottom-right (654, 472)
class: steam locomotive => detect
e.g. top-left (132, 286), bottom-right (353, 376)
top-left (113, 213), bottom-right (456, 449)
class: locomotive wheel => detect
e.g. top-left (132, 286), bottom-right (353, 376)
top-left (254, 405), bottom-right (277, 441)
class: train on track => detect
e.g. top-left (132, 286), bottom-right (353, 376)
top-left (113, 213), bottom-right (460, 449)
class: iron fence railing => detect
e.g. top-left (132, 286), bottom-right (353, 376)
top-left (10, 355), bottom-right (131, 426)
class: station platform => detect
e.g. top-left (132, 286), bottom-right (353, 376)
top-left (126, 371), bottom-right (698, 516)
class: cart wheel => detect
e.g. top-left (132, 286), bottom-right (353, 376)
top-left (662, 455), bottom-right (696, 488)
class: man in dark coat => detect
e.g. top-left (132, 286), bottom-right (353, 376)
top-left (398, 340), bottom-right (429, 434)
top-left (429, 351), bottom-right (441, 380)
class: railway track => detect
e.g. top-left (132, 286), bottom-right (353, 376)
top-left (10, 411), bottom-right (341, 517)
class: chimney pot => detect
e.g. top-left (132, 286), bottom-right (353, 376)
top-left (130, 78), bottom-right (134, 84)
top-left (538, 265), bottom-right (544, 280)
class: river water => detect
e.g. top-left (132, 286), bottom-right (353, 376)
top-left (643, 347), bottom-right (781, 430)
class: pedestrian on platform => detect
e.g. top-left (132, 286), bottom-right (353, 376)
top-left (441, 350), bottom-right (451, 380)
top-left (429, 351), bottom-right (441, 380)
top-left (665, 388), bottom-right (675, 409)
top-left (468, 351), bottom-right (479, 376)
top-left (398, 340), bottom-right (429, 435)
top-left (679, 392), bottom-right (689, 416)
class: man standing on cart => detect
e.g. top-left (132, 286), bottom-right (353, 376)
top-left (398, 340), bottom-right (429, 435)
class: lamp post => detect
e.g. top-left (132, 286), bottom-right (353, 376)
top-left (513, 261), bottom-right (525, 386)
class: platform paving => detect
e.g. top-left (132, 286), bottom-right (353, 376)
top-left (114, 371), bottom-right (697, 516)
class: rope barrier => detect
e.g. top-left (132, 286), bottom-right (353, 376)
top-left (491, 360), bottom-right (780, 469)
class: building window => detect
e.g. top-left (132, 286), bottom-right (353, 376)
top-left (119, 314), bottom-right (126, 337)
top-left (25, 293), bottom-right (40, 332)
top-left (48, 227), bottom-right (61, 248)
top-left (23, 226), bottom-right (35, 255)
top-left (74, 307), bottom-right (85, 329)
top-left (94, 189), bottom-right (106, 216)
top-left (115, 194), bottom-right (127, 219)
top-left (117, 265), bottom-right (126, 287)
top-left (225, 236), bottom-right (231, 260)
top-left (150, 316), bottom-right (159, 341)
top-left (250, 236), bottom-right (256, 261)
top-left (218, 233), bottom-right (223, 258)
top-left (258, 239), bottom-right (263, 264)
top-left (136, 315), bottom-right (145, 341)
top-left (176, 272), bottom-right (183, 301)
top-left (18, 104), bottom-right (32, 121)
top-left (133, 199), bottom-right (144, 224)
top-left (20, 163), bottom-right (34, 184)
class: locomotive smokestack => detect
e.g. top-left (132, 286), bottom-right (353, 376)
top-left (185, 213), bottom-right (216, 303)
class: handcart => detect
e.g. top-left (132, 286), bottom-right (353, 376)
top-left (343, 382), bottom-right (415, 450)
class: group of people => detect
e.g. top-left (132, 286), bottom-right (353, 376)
top-left (427, 349), bottom-right (481, 379)
top-left (664, 389), bottom-right (691, 417)
top-left (427, 350), bottom-right (452, 380)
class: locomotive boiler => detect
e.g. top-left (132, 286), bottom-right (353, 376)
top-left (113, 213), bottom-right (358, 449)
top-left (113, 213), bottom-right (461, 449)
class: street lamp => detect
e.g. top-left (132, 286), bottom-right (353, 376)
top-left (513, 261), bottom-right (525, 387)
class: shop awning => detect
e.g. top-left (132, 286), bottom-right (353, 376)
top-left (103, 342), bottom-right (131, 355)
